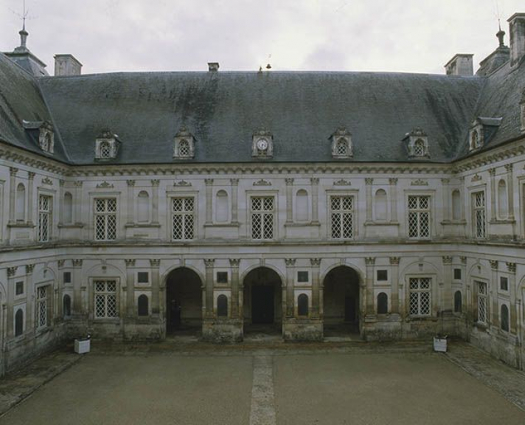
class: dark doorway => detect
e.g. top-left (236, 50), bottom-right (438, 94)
top-left (243, 267), bottom-right (282, 334)
top-left (323, 266), bottom-right (360, 336)
top-left (165, 268), bottom-right (202, 334)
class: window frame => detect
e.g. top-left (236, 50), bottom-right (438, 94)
top-left (406, 192), bottom-right (433, 240)
top-left (408, 276), bottom-right (432, 318)
top-left (93, 197), bottom-right (118, 241)
top-left (248, 191), bottom-right (278, 241)
top-left (170, 196), bottom-right (196, 241)
top-left (38, 193), bottom-right (53, 242)
top-left (92, 278), bottom-right (119, 320)
top-left (475, 280), bottom-right (488, 326)
top-left (327, 190), bottom-right (358, 240)
top-left (36, 284), bottom-right (50, 330)
top-left (471, 189), bottom-right (487, 239)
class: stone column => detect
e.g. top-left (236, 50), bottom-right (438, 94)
top-left (285, 178), bottom-right (294, 223)
top-left (27, 172), bottom-right (35, 225)
top-left (489, 260), bottom-right (498, 328)
top-left (489, 168), bottom-right (496, 222)
top-left (365, 257), bottom-right (375, 316)
top-left (205, 179), bottom-right (214, 225)
top-left (285, 259), bottom-right (296, 317)
top-left (74, 181), bottom-right (83, 224)
top-left (310, 258), bottom-right (321, 318)
top-left (72, 259), bottom-right (83, 315)
top-left (126, 180), bottom-right (135, 225)
top-left (230, 178), bottom-right (239, 224)
top-left (8, 167), bottom-right (18, 224)
top-left (229, 259), bottom-right (241, 319)
top-left (150, 259), bottom-right (161, 315)
top-left (507, 262), bottom-right (517, 333)
top-left (441, 179), bottom-right (450, 222)
top-left (389, 178), bottom-right (398, 223)
top-left (365, 178), bottom-right (373, 223)
top-left (390, 257), bottom-right (400, 314)
top-left (442, 256), bottom-right (453, 313)
top-left (204, 259), bottom-right (215, 316)
top-left (310, 178), bottom-right (319, 224)
top-left (151, 179), bottom-right (160, 224)
top-left (125, 259), bottom-right (136, 317)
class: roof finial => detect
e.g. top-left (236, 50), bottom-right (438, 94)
top-left (18, 0), bottom-right (29, 50)
top-left (496, 19), bottom-right (506, 48)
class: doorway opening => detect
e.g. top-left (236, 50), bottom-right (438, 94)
top-left (165, 267), bottom-right (202, 335)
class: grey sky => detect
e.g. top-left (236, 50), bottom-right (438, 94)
top-left (0, 0), bottom-right (523, 75)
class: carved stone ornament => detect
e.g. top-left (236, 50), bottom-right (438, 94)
top-left (334, 179), bottom-right (352, 186)
top-left (97, 181), bottom-right (114, 189)
top-left (7, 266), bottom-right (18, 277)
top-left (41, 177), bottom-right (53, 186)
top-left (252, 127), bottom-right (274, 158)
top-left (310, 258), bottom-right (322, 267)
top-left (411, 179), bottom-right (428, 186)
top-left (174, 180), bottom-right (192, 187)
top-left (471, 174), bottom-right (482, 182)
top-left (285, 258), bottom-right (297, 266)
top-left (253, 179), bottom-right (272, 186)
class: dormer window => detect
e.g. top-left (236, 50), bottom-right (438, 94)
top-left (173, 126), bottom-right (195, 159)
top-left (468, 117), bottom-right (502, 152)
top-left (252, 128), bottom-right (273, 158)
top-left (95, 130), bottom-right (120, 160)
top-left (405, 128), bottom-right (429, 158)
top-left (23, 120), bottom-right (54, 154)
top-left (470, 129), bottom-right (481, 150)
top-left (331, 127), bottom-right (353, 159)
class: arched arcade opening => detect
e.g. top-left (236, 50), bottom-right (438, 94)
top-left (165, 267), bottom-right (202, 335)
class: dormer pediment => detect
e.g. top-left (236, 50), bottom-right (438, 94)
top-left (95, 129), bottom-right (121, 160)
top-left (330, 127), bottom-right (353, 159)
top-left (173, 126), bottom-right (195, 159)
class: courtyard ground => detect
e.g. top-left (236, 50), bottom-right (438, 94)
top-left (0, 339), bottom-right (524, 425)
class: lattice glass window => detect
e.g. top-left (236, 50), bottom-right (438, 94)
top-left (37, 286), bottom-right (48, 328)
top-left (94, 280), bottom-right (118, 319)
top-left (38, 195), bottom-right (52, 242)
top-left (473, 191), bottom-right (486, 239)
top-left (409, 277), bottom-right (431, 316)
top-left (172, 197), bottom-right (195, 240)
top-left (476, 281), bottom-right (487, 324)
top-left (471, 130), bottom-right (480, 150)
top-left (330, 196), bottom-right (354, 239)
top-left (336, 139), bottom-right (348, 155)
top-left (100, 141), bottom-right (111, 158)
top-left (251, 196), bottom-right (275, 240)
top-left (408, 195), bottom-right (430, 238)
top-left (179, 140), bottom-right (190, 157)
top-left (94, 198), bottom-right (117, 241)
top-left (413, 139), bottom-right (425, 156)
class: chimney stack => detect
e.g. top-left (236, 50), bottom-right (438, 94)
top-left (208, 62), bottom-right (219, 72)
top-left (444, 54), bottom-right (474, 76)
top-left (54, 54), bottom-right (82, 76)
top-left (508, 13), bottom-right (525, 67)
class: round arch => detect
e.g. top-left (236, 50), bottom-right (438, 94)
top-left (161, 264), bottom-right (205, 289)
top-left (240, 263), bottom-right (286, 286)
top-left (320, 262), bottom-right (364, 286)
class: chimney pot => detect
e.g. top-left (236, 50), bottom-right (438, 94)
top-left (507, 13), bottom-right (525, 67)
top-left (54, 54), bottom-right (82, 76)
top-left (208, 62), bottom-right (219, 72)
top-left (444, 54), bottom-right (474, 76)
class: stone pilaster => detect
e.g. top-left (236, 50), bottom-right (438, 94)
top-left (365, 178), bottom-right (373, 223)
top-left (489, 260), bottom-right (498, 327)
top-left (126, 180), bottom-right (135, 225)
top-left (125, 259), bottom-right (136, 317)
top-left (506, 262), bottom-right (517, 333)
top-left (205, 179), bottom-right (214, 225)
top-left (150, 259), bottom-right (161, 315)
top-left (230, 178), bottom-right (239, 224)
top-left (8, 167), bottom-right (18, 224)
top-left (229, 259), bottom-right (241, 319)
top-left (6, 266), bottom-right (17, 337)
top-left (310, 258), bottom-right (321, 318)
top-left (72, 259), bottom-right (83, 316)
top-left (204, 259), bottom-right (215, 316)
top-left (310, 178), bottom-right (319, 224)
top-left (442, 256), bottom-right (453, 313)
top-left (151, 179), bottom-right (160, 224)
top-left (390, 257), bottom-right (400, 314)
top-left (27, 172), bottom-right (35, 225)
top-left (284, 259), bottom-right (296, 317)
top-left (389, 178), bottom-right (398, 223)
top-left (505, 164), bottom-right (514, 220)
top-left (285, 178), bottom-right (294, 223)
top-left (365, 257), bottom-right (375, 317)
top-left (489, 168), bottom-right (496, 222)
top-left (441, 179), bottom-right (450, 222)
top-left (74, 181), bottom-right (83, 224)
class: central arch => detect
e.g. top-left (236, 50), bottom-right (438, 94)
top-left (165, 267), bottom-right (202, 335)
top-left (323, 265), bottom-right (361, 336)
top-left (243, 267), bottom-right (283, 334)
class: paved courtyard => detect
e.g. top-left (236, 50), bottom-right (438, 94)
top-left (0, 341), bottom-right (524, 425)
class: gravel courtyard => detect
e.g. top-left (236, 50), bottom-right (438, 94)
top-left (1, 342), bottom-right (524, 425)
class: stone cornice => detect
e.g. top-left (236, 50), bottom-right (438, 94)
top-left (0, 142), bottom-right (69, 175)
top-left (453, 138), bottom-right (525, 173)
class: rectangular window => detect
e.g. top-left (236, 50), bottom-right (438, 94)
top-left (172, 197), bottom-right (195, 240)
top-left (377, 270), bottom-right (388, 281)
top-left (38, 195), bottom-right (52, 242)
top-left (409, 277), bottom-right (431, 316)
top-left (94, 198), bottom-right (117, 241)
top-left (453, 268), bottom-right (462, 280)
top-left (137, 272), bottom-right (149, 284)
top-left (330, 196), bottom-right (354, 239)
top-left (473, 191), bottom-right (486, 239)
top-left (477, 281), bottom-right (487, 324)
top-left (297, 271), bottom-right (309, 283)
top-left (216, 272), bottom-right (228, 284)
top-left (408, 195), bottom-right (430, 238)
top-left (251, 196), bottom-right (275, 240)
top-left (15, 281), bottom-right (24, 295)
top-left (37, 286), bottom-right (48, 328)
top-left (94, 280), bottom-right (118, 319)
top-left (63, 272), bottom-right (72, 284)
top-left (500, 277), bottom-right (508, 291)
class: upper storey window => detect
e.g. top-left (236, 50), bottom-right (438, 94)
top-left (173, 126), bottom-right (195, 159)
top-left (23, 120), bottom-right (54, 154)
top-left (405, 128), bottom-right (429, 159)
top-left (330, 127), bottom-right (353, 159)
top-left (95, 130), bottom-right (121, 160)
top-left (252, 128), bottom-right (274, 159)
top-left (468, 117), bottom-right (502, 152)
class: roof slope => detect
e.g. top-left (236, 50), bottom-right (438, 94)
top-left (0, 53), bottom-right (68, 161)
top-left (38, 71), bottom-right (485, 165)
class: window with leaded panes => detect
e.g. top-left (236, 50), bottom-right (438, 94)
top-left (94, 198), bottom-right (117, 241)
top-left (100, 141), bottom-right (111, 158)
top-left (473, 191), bottom-right (486, 238)
top-left (178, 140), bottom-right (190, 157)
top-left (251, 196), bottom-right (275, 240)
top-left (330, 196), bottom-right (354, 239)
top-left (476, 281), bottom-right (487, 324)
top-left (408, 195), bottom-right (430, 238)
top-left (94, 280), bottom-right (118, 319)
top-left (38, 194), bottom-right (52, 242)
top-left (336, 139), bottom-right (348, 155)
top-left (409, 277), bottom-right (431, 316)
top-left (37, 286), bottom-right (48, 328)
top-left (172, 197), bottom-right (195, 240)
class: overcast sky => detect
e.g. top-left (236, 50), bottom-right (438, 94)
top-left (0, 0), bottom-right (523, 75)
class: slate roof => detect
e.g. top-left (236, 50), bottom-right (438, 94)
top-left (1, 48), bottom-right (524, 166)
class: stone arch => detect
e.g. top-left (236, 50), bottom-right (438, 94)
top-left (161, 264), bottom-right (205, 289)
top-left (320, 261), bottom-right (364, 286)
top-left (240, 263), bottom-right (286, 286)
top-left (165, 267), bottom-right (203, 333)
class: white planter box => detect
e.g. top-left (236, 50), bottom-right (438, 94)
top-left (433, 337), bottom-right (447, 352)
top-left (74, 338), bottom-right (91, 354)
